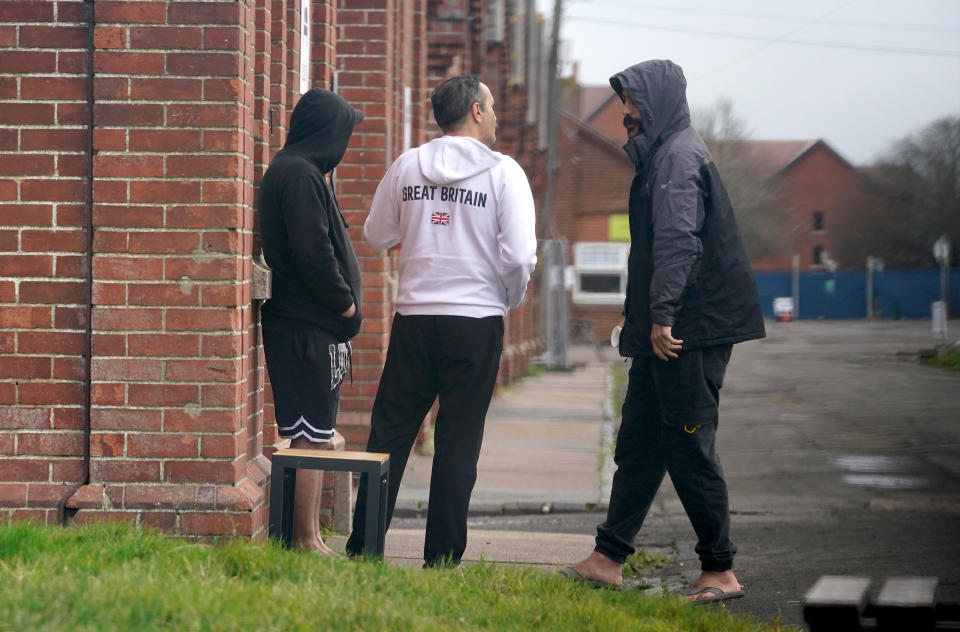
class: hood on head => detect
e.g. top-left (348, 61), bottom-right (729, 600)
top-left (284, 89), bottom-right (364, 173)
top-left (609, 59), bottom-right (690, 149)
top-left (417, 136), bottom-right (501, 185)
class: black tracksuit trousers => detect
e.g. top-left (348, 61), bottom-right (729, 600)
top-left (595, 344), bottom-right (737, 571)
top-left (346, 313), bottom-right (503, 566)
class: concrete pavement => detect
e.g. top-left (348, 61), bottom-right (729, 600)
top-left (395, 349), bottom-right (612, 513)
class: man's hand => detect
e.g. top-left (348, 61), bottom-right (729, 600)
top-left (650, 323), bottom-right (682, 361)
top-left (340, 302), bottom-right (356, 318)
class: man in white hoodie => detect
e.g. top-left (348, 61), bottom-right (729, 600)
top-left (345, 75), bottom-right (538, 566)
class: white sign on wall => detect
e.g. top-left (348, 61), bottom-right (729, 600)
top-left (402, 86), bottom-right (412, 151)
top-left (299, 1), bottom-right (310, 94)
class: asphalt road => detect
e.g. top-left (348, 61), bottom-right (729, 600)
top-left (395, 320), bottom-right (960, 629)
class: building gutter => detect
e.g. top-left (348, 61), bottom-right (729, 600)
top-left (81, 0), bottom-right (95, 487)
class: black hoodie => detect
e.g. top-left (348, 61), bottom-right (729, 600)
top-left (258, 89), bottom-right (364, 341)
top-left (610, 60), bottom-right (765, 356)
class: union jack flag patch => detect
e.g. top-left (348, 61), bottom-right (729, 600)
top-left (431, 211), bottom-right (450, 225)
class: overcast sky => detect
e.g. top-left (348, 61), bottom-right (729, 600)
top-left (543, 0), bottom-right (960, 165)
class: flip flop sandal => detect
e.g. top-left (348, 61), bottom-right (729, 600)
top-left (558, 565), bottom-right (623, 590)
top-left (684, 585), bottom-right (745, 604)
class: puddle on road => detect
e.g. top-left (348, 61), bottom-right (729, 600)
top-left (833, 455), bottom-right (928, 489)
top-left (842, 474), bottom-right (927, 489)
top-left (833, 455), bottom-right (910, 473)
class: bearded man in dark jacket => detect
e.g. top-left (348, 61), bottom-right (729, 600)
top-left (258, 89), bottom-right (364, 553)
top-left (560, 60), bottom-right (765, 602)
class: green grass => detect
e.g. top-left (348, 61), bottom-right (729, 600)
top-left (0, 521), bottom-right (795, 631)
top-left (922, 348), bottom-right (960, 372)
top-left (524, 362), bottom-right (547, 379)
top-left (625, 548), bottom-right (675, 575)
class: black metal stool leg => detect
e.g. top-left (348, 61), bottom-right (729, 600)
top-left (268, 461), bottom-right (285, 542)
top-left (280, 467), bottom-right (296, 547)
top-left (363, 470), bottom-right (382, 557)
top-left (376, 471), bottom-right (389, 555)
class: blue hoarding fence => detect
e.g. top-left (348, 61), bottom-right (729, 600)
top-left (754, 268), bottom-right (960, 320)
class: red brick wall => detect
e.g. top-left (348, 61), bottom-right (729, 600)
top-left (0, 0), bottom-right (270, 536)
top-left (551, 113), bottom-right (634, 333)
top-left (260, 0), bottom-right (294, 453)
top-left (410, 3), bottom-right (430, 148)
top-left (77, 0), bottom-right (264, 536)
top-left (268, 0), bottom-right (290, 150)
top-left (487, 2), bottom-right (541, 383)
top-left (771, 145), bottom-right (860, 271)
top-left (0, 0), bottom-right (91, 523)
top-left (250, 0), bottom-right (274, 469)
top-left (426, 0), bottom-right (469, 81)
top-left (587, 96), bottom-right (626, 146)
top-left (555, 123), bottom-right (631, 235)
top-left (333, 0), bottom-right (396, 449)
top-left (311, 1), bottom-right (337, 88)
top-left (1, 0), bottom-right (544, 535)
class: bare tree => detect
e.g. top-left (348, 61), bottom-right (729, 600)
top-left (694, 98), bottom-right (748, 146)
top-left (693, 98), bottom-right (790, 261)
top-left (836, 115), bottom-right (960, 268)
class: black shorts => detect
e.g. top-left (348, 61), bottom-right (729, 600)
top-left (262, 326), bottom-right (351, 443)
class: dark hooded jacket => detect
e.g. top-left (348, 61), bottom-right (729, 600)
top-left (610, 60), bottom-right (765, 356)
top-left (258, 89), bottom-right (364, 341)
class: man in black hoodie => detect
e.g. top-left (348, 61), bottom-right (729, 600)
top-left (258, 89), bottom-right (364, 552)
top-left (560, 60), bottom-right (764, 602)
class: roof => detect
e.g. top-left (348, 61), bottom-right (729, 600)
top-left (559, 109), bottom-right (631, 163)
top-left (714, 139), bottom-right (854, 177)
top-left (579, 85), bottom-right (616, 120)
top-left (740, 140), bottom-right (816, 175)
top-left (567, 89), bottom-right (857, 177)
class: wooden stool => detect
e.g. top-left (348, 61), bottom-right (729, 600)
top-left (268, 448), bottom-right (390, 557)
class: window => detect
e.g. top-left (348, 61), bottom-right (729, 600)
top-left (580, 273), bottom-right (621, 294)
top-left (812, 210), bottom-right (825, 232)
top-left (812, 245), bottom-right (824, 265)
top-left (573, 242), bottom-right (629, 305)
top-left (486, 0), bottom-right (505, 42)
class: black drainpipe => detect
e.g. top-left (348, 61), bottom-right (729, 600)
top-left (63, 0), bottom-right (95, 526)
top-left (81, 0), bottom-right (95, 488)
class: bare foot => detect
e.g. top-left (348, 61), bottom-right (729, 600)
top-left (568, 551), bottom-right (623, 588)
top-left (687, 570), bottom-right (742, 602)
top-left (294, 537), bottom-right (335, 555)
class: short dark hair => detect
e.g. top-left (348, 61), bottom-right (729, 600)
top-left (431, 75), bottom-right (485, 132)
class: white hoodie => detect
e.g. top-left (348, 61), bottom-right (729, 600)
top-left (364, 135), bottom-right (538, 317)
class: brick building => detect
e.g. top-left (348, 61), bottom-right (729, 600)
top-left (735, 139), bottom-right (866, 272)
top-left (0, 0), bottom-right (545, 538)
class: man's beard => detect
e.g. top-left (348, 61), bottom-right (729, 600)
top-left (623, 115), bottom-right (643, 137)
